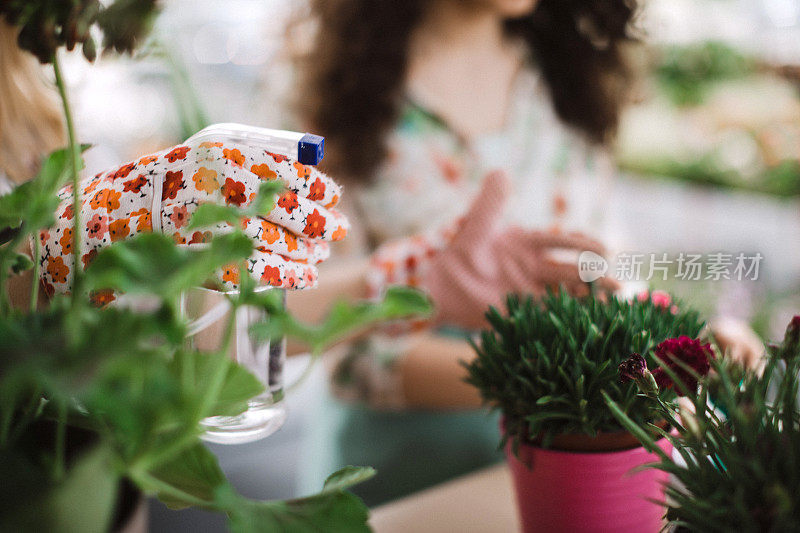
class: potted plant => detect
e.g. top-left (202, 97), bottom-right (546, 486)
top-left (607, 316), bottom-right (800, 532)
top-left (464, 289), bottom-right (706, 532)
top-left (0, 2), bottom-right (432, 531)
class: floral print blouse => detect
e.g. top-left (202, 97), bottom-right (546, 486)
top-left (333, 67), bottom-right (618, 407)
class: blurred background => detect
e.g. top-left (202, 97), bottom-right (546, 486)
top-left (51, 0), bottom-right (799, 529)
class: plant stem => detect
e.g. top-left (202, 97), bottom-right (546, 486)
top-left (52, 54), bottom-right (83, 302)
top-left (130, 471), bottom-right (213, 509)
top-left (54, 400), bottom-right (67, 481)
top-left (30, 235), bottom-right (40, 311)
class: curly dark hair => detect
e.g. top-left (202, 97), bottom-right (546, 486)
top-left (296, 0), bottom-right (639, 182)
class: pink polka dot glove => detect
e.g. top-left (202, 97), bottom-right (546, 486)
top-left (39, 141), bottom-right (349, 297)
top-left (368, 171), bottom-right (617, 330)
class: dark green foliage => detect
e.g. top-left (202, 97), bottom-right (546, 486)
top-left (608, 318), bottom-right (800, 532)
top-left (465, 289), bottom-right (705, 448)
top-left (0, 0), bottom-right (159, 63)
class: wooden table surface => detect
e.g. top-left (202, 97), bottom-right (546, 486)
top-left (370, 464), bottom-right (519, 533)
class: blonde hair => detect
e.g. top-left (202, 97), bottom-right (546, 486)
top-left (0, 21), bottom-right (65, 184)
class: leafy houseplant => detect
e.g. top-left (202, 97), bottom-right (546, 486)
top-left (608, 317), bottom-right (800, 532)
top-left (464, 289), bottom-right (706, 532)
top-left (0, 3), bottom-right (432, 532)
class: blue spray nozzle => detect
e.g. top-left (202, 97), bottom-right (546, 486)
top-left (298, 134), bottom-right (325, 165)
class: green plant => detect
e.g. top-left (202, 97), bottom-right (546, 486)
top-left (656, 41), bottom-right (752, 107)
top-left (607, 317), bottom-right (800, 532)
top-left (0, 3), bottom-right (433, 531)
top-left (464, 289), bottom-right (705, 450)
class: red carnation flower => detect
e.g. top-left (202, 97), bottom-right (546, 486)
top-left (651, 336), bottom-right (714, 394)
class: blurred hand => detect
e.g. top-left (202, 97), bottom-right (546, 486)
top-left (39, 141), bottom-right (349, 297)
top-left (368, 171), bottom-right (618, 330)
top-left (711, 317), bottom-right (765, 371)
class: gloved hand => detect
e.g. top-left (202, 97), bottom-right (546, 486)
top-left (368, 171), bottom-right (617, 330)
top-left (39, 140), bottom-right (349, 297)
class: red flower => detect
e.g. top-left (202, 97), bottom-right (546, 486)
top-left (652, 336), bottom-right (714, 394)
top-left (261, 265), bottom-right (281, 286)
top-left (164, 146), bottom-right (190, 162)
top-left (308, 177), bottom-right (326, 201)
top-left (123, 174), bottom-right (148, 193)
top-left (89, 289), bottom-right (116, 307)
top-left (87, 213), bottom-right (108, 239)
top-left (189, 231), bottom-right (212, 244)
top-left (277, 191), bottom-right (299, 213)
top-left (113, 162), bottom-right (136, 180)
top-left (62, 204), bottom-right (74, 220)
top-left (267, 152), bottom-right (287, 163)
top-left (284, 269), bottom-right (299, 288)
top-left (162, 170), bottom-right (184, 201)
top-left (169, 205), bottom-right (189, 229)
top-left (303, 209), bottom-right (326, 239)
top-left (784, 316), bottom-right (800, 352)
top-left (82, 248), bottom-right (98, 269)
top-left (222, 178), bottom-right (247, 206)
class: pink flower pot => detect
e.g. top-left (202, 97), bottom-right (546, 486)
top-left (505, 435), bottom-right (672, 532)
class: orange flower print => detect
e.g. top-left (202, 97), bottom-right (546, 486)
top-left (277, 191), bottom-right (299, 213)
top-left (284, 232), bottom-right (298, 252)
top-left (293, 161), bottom-right (311, 179)
top-left (169, 205), bottom-right (189, 229)
top-left (308, 177), bottom-right (326, 201)
top-left (250, 163), bottom-right (277, 180)
top-left (138, 154), bottom-right (158, 166)
top-left (325, 195), bottom-right (340, 208)
top-left (222, 264), bottom-right (240, 284)
top-left (192, 167), bottom-right (220, 194)
top-left (164, 146), bottom-right (190, 163)
top-left (173, 233), bottom-right (187, 245)
top-left (62, 204), bottom-right (74, 220)
top-left (223, 148), bottom-right (245, 167)
top-left (113, 162), bottom-right (136, 181)
top-left (199, 141), bottom-right (223, 149)
top-left (261, 221), bottom-right (280, 244)
top-left (89, 189), bottom-right (122, 213)
top-left (87, 213), bottom-right (108, 239)
top-left (267, 152), bottom-right (287, 163)
top-left (222, 178), bottom-right (247, 206)
top-left (131, 208), bottom-right (152, 232)
top-left (162, 170), bottom-right (184, 201)
top-left (303, 209), bottom-right (326, 239)
top-left (108, 218), bottom-right (131, 242)
top-left (261, 265), bottom-right (281, 286)
top-left (332, 225), bottom-right (347, 241)
top-left (47, 256), bottom-right (69, 284)
top-left (285, 269), bottom-right (299, 288)
top-left (188, 231), bottom-right (212, 244)
top-left (39, 229), bottom-right (50, 245)
top-left (83, 175), bottom-right (102, 194)
top-left (82, 248), bottom-right (98, 269)
top-left (59, 227), bottom-right (74, 255)
top-left (89, 289), bottom-right (116, 307)
top-left (123, 174), bottom-right (148, 193)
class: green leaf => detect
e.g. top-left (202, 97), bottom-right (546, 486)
top-left (251, 286), bottom-right (433, 353)
top-left (9, 252), bottom-right (34, 274)
top-left (187, 181), bottom-right (285, 230)
top-left (86, 232), bottom-right (252, 297)
top-left (321, 466), bottom-right (376, 494)
top-left (227, 490), bottom-right (372, 533)
top-left (138, 442), bottom-right (226, 510)
top-left (169, 350), bottom-right (264, 418)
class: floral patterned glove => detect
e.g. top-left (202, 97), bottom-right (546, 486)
top-left (39, 141), bottom-right (349, 297)
top-left (368, 171), bottom-right (616, 330)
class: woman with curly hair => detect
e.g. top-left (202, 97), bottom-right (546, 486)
top-left (287, 0), bottom-right (643, 504)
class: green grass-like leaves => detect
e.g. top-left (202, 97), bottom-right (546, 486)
top-left (465, 289), bottom-right (705, 448)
